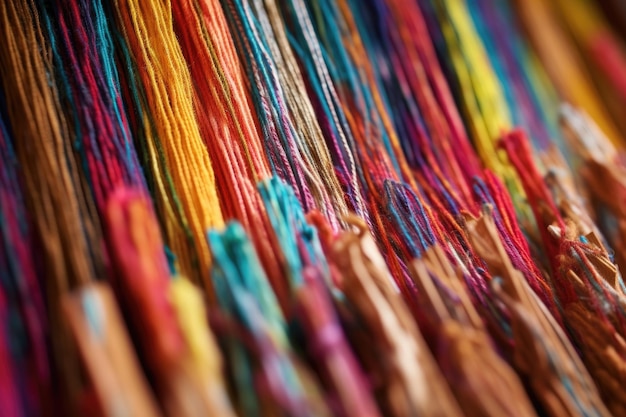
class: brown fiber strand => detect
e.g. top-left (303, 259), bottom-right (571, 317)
top-left (564, 302), bottom-right (626, 416)
top-left (332, 217), bottom-right (464, 417)
top-left (466, 211), bottom-right (611, 417)
top-left (0, 0), bottom-right (102, 410)
top-left (410, 248), bottom-right (537, 417)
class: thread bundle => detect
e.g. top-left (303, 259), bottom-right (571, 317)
top-left (3, 0), bottom-right (626, 416)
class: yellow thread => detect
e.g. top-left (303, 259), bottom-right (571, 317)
top-left (114, 0), bottom-right (224, 284)
top-left (436, 0), bottom-right (526, 209)
top-left (169, 277), bottom-right (221, 374)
